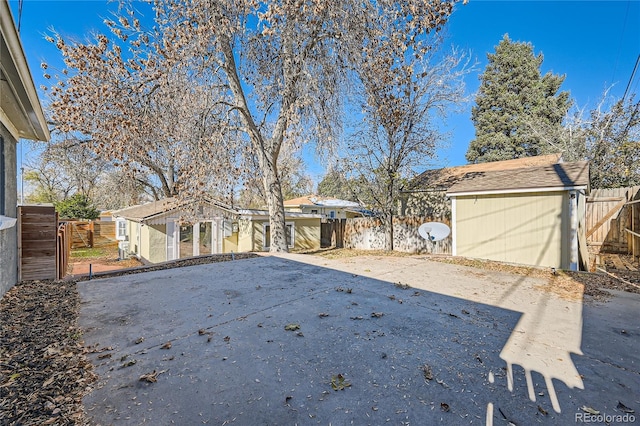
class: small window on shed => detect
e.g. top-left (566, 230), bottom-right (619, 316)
top-left (116, 218), bottom-right (127, 241)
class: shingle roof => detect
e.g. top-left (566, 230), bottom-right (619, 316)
top-left (238, 209), bottom-right (322, 219)
top-left (283, 195), bottom-right (360, 209)
top-left (113, 197), bottom-right (235, 221)
top-left (446, 161), bottom-right (590, 195)
top-left (408, 153), bottom-right (563, 191)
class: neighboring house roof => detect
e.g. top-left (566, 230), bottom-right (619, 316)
top-left (113, 197), bottom-right (236, 222)
top-left (239, 209), bottom-right (322, 220)
top-left (0, 1), bottom-right (50, 141)
top-left (446, 161), bottom-right (590, 196)
top-left (283, 195), bottom-right (361, 209)
top-left (408, 153), bottom-right (563, 191)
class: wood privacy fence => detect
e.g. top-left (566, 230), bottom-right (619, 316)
top-left (321, 219), bottom-right (346, 248)
top-left (18, 205), bottom-right (58, 281)
top-left (68, 220), bottom-right (117, 249)
top-left (344, 216), bottom-right (451, 254)
top-left (586, 186), bottom-right (640, 255)
top-left (57, 222), bottom-right (71, 279)
top-left (626, 196), bottom-right (640, 260)
top-left (17, 208), bottom-right (116, 280)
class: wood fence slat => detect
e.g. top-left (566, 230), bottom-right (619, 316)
top-left (587, 186), bottom-right (640, 260)
top-left (586, 198), bottom-right (627, 238)
top-left (18, 206), bottom-right (58, 281)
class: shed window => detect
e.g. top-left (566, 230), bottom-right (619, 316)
top-left (116, 218), bottom-right (127, 241)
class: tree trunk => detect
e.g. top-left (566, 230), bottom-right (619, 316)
top-left (384, 177), bottom-right (394, 251)
top-left (262, 159), bottom-right (289, 253)
top-left (384, 212), bottom-right (394, 251)
top-left (220, 35), bottom-right (289, 252)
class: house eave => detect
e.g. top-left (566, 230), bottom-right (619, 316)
top-left (0, 1), bottom-right (50, 142)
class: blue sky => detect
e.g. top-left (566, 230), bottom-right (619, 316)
top-left (8, 0), bottom-right (640, 186)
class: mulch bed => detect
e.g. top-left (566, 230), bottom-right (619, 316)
top-left (0, 280), bottom-right (94, 425)
top-left (0, 253), bottom-right (258, 425)
top-left (1, 250), bottom-right (637, 424)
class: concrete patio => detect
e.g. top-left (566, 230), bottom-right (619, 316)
top-left (77, 253), bottom-right (639, 425)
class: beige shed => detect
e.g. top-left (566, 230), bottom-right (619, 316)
top-left (446, 161), bottom-right (590, 271)
top-left (236, 209), bottom-right (322, 252)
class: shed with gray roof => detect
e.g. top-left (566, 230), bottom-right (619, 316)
top-left (446, 161), bottom-right (590, 271)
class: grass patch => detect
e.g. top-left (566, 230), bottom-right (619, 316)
top-left (70, 246), bottom-right (113, 259)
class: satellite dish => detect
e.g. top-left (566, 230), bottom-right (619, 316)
top-left (418, 222), bottom-right (451, 242)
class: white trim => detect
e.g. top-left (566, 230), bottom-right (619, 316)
top-left (115, 218), bottom-right (127, 241)
top-left (624, 228), bottom-right (640, 238)
top-left (166, 220), bottom-right (176, 261)
top-left (447, 185), bottom-right (588, 198)
top-left (568, 190), bottom-right (579, 271)
top-left (0, 109), bottom-right (21, 141)
top-left (451, 198), bottom-right (457, 256)
top-left (193, 222), bottom-right (201, 255)
top-left (238, 209), bottom-right (321, 220)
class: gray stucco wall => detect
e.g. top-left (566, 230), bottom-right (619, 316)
top-left (1, 124), bottom-right (18, 298)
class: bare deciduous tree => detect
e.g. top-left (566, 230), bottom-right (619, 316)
top-left (238, 139), bottom-right (313, 208)
top-left (44, 14), bottom-right (244, 205)
top-left (525, 87), bottom-right (640, 188)
top-left (343, 34), bottom-right (471, 250)
top-left (46, 0), bottom-right (461, 251)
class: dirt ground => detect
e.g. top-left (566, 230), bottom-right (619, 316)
top-left (67, 246), bottom-right (143, 277)
top-left (1, 249), bottom-right (639, 425)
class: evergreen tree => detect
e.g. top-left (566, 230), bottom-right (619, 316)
top-left (55, 194), bottom-right (100, 220)
top-left (466, 34), bottom-right (571, 163)
top-left (316, 168), bottom-right (359, 201)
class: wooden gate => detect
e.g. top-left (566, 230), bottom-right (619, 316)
top-left (321, 219), bottom-right (346, 248)
top-left (18, 205), bottom-right (57, 281)
top-left (586, 186), bottom-right (640, 256)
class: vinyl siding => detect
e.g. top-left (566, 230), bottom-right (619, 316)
top-left (237, 219), bottom-right (254, 252)
top-left (148, 224), bottom-right (167, 263)
top-left (223, 231), bottom-right (239, 253)
top-left (293, 218), bottom-right (320, 250)
top-left (455, 192), bottom-right (569, 269)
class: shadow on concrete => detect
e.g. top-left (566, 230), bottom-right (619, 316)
top-left (77, 254), bottom-right (639, 425)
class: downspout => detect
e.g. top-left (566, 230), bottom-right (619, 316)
top-left (569, 191), bottom-right (578, 271)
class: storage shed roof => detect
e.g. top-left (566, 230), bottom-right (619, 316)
top-left (113, 197), bottom-right (235, 222)
top-left (408, 153), bottom-right (563, 191)
top-left (446, 161), bottom-right (590, 196)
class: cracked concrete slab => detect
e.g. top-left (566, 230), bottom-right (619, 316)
top-left (78, 253), bottom-right (639, 425)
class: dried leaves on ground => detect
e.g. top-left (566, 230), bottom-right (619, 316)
top-left (310, 248), bottom-right (640, 303)
top-left (422, 254), bottom-right (640, 302)
top-left (0, 253), bottom-right (259, 425)
top-left (1, 249), bottom-right (637, 424)
top-left (0, 280), bottom-right (95, 425)
top-left (72, 252), bottom-right (259, 281)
